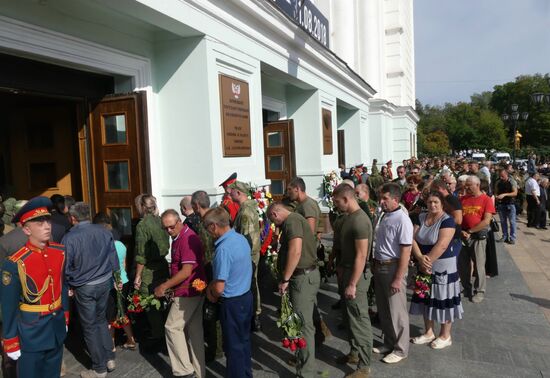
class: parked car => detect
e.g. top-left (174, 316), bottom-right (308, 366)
top-left (471, 152), bottom-right (486, 162)
top-left (514, 159), bottom-right (528, 171)
top-left (490, 152), bottom-right (511, 164)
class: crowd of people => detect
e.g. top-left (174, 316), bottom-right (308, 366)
top-left (0, 154), bottom-right (548, 378)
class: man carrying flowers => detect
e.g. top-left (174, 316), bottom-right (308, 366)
top-left (267, 202), bottom-right (320, 378)
top-left (154, 209), bottom-right (207, 378)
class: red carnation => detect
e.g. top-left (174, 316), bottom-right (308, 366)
top-left (133, 295), bottom-right (140, 305)
top-left (282, 338), bottom-right (290, 348)
top-left (297, 337), bottom-right (307, 349)
top-left (289, 342), bottom-right (297, 352)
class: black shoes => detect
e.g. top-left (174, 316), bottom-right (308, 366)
top-left (252, 316), bottom-right (262, 332)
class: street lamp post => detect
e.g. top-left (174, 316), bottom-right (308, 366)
top-left (501, 104), bottom-right (528, 164)
top-left (531, 77), bottom-right (550, 106)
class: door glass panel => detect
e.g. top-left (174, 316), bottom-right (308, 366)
top-left (270, 180), bottom-right (285, 195)
top-left (267, 132), bottom-right (283, 147)
top-left (268, 155), bottom-right (284, 172)
top-left (106, 161), bottom-right (129, 191)
top-left (103, 114), bottom-right (127, 144)
top-left (109, 207), bottom-right (132, 236)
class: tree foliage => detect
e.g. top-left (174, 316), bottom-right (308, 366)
top-left (417, 74), bottom-right (550, 156)
top-left (423, 130), bottom-right (450, 156)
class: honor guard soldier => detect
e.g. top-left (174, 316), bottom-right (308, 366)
top-left (1, 197), bottom-right (69, 378)
top-left (220, 172), bottom-right (240, 223)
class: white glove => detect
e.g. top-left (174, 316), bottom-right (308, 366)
top-left (7, 350), bottom-right (21, 360)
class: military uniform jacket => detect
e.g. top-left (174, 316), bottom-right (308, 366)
top-left (233, 199), bottom-right (261, 257)
top-left (221, 195), bottom-right (240, 223)
top-left (1, 241), bottom-right (69, 353)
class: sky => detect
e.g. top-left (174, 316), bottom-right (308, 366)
top-left (414, 0), bottom-right (550, 106)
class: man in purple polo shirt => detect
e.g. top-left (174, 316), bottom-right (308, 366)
top-left (155, 209), bottom-right (206, 378)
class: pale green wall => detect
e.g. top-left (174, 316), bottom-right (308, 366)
top-left (154, 37), bottom-right (214, 192)
top-left (261, 76), bottom-right (287, 103)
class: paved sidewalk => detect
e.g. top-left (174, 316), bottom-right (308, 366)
top-left (62, 220), bottom-right (550, 378)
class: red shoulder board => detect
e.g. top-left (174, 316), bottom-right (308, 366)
top-left (8, 246), bottom-right (31, 263)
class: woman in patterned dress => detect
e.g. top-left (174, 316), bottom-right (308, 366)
top-left (410, 191), bottom-right (464, 350)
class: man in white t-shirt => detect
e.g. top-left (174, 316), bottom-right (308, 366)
top-left (372, 183), bottom-right (413, 364)
top-left (525, 172), bottom-right (541, 227)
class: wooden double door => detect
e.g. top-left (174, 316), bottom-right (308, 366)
top-left (87, 92), bottom-right (150, 237)
top-left (263, 120), bottom-right (296, 201)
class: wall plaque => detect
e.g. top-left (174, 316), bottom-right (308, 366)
top-left (322, 108), bottom-right (333, 155)
top-left (219, 74), bottom-right (251, 157)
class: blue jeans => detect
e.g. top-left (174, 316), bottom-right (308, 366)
top-left (74, 278), bottom-right (115, 373)
top-left (498, 203), bottom-right (516, 241)
top-left (219, 291), bottom-right (253, 378)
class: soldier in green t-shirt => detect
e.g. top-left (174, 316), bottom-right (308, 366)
top-left (267, 202), bottom-right (320, 378)
top-left (332, 184), bottom-right (373, 378)
top-left (287, 177), bottom-right (332, 342)
top-left (287, 177), bottom-right (321, 234)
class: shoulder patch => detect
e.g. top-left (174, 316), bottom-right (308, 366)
top-left (9, 246), bottom-right (31, 262)
top-left (48, 243), bottom-right (65, 251)
top-left (2, 270), bottom-right (11, 285)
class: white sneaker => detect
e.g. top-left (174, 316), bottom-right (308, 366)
top-left (382, 352), bottom-right (407, 364)
top-left (430, 337), bottom-right (452, 350)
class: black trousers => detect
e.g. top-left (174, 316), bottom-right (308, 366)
top-left (526, 195), bottom-right (541, 227)
top-left (539, 205), bottom-right (548, 228)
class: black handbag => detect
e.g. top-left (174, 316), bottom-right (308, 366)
top-left (490, 218), bottom-right (500, 233)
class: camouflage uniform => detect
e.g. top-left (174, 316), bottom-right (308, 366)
top-left (197, 222), bottom-right (215, 264)
top-left (233, 199), bottom-right (261, 316)
top-left (135, 214), bottom-right (169, 341)
top-left (135, 214), bottom-right (170, 295)
top-left (367, 174), bottom-right (385, 201)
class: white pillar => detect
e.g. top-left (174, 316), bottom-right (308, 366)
top-left (358, 0), bottom-right (382, 93)
top-left (331, 0), bottom-right (356, 70)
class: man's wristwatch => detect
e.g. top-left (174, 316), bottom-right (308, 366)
top-left (280, 278), bottom-right (290, 284)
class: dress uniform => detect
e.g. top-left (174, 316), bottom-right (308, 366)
top-left (220, 172), bottom-right (240, 222)
top-left (1, 197), bottom-right (69, 378)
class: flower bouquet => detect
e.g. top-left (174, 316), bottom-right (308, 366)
top-left (277, 293), bottom-right (307, 354)
top-left (111, 271), bottom-right (130, 329)
top-left (127, 290), bottom-right (164, 313)
top-left (249, 185), bottom-right (275, 255)
top-left (413, 272), bottom-right (432, 300)
top-left (322, 170), bottom-right (342, 211)
top-left (264, 245), bottom-right (278, 277)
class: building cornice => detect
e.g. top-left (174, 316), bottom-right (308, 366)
top-left (368, 98), bottom-right (397, 114)
top-left (394, 105), bottom-right (420, 122)
top-left (181, 0), bottom-right (376, 102)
